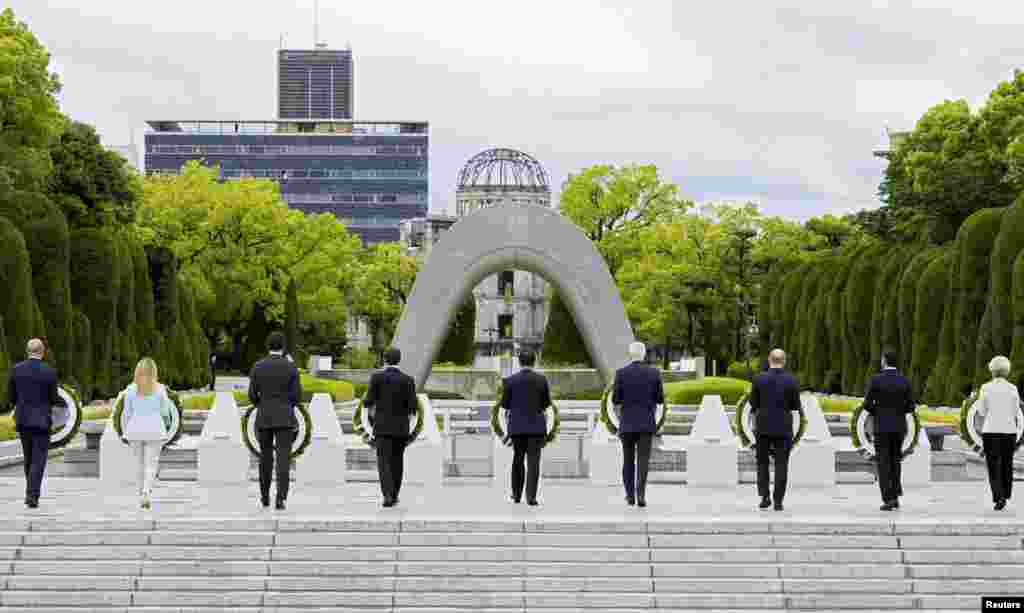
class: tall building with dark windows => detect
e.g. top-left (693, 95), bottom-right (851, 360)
top-left (278, 48), bottom-right (354, 120)
top-left (144, 119), bottom-right (428, 243)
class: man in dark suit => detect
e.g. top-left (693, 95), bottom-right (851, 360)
top-left (749, 349), bottom-right (801, 511)
top-left (499, 350), bottom-right (551, 506)
top-left (208, 352), bottom-right (217, 392)
top-left (363, 347), bottom-right (418, 508)
top-left (611, 341), bottom-right (665, 508)
top-left (5, 339), bottom-right (62, 509)
top-left (864, 349), bottom-right (916, 511)
top-left (248, 332), bottom-right (302, 510)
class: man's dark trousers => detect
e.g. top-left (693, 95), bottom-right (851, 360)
top-left (258, 427), bottom-right (295, 502)
top-left (983, 433), bottom-right (1015, 503)
top-left (756, 434), bottom-right (792, 503)
top-left (620, 432), bottom-right (653, 500)
top-left (875, 432), bottom-right (904, 502)
top-left (375, 435), bottom-right (407, 500)
top-left (511, 435), bottom-right (544, 502)
top-left (19, 428), bottom-right (49, 502)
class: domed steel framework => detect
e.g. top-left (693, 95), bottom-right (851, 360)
top-left (456, 148), bottom-right (550, 193)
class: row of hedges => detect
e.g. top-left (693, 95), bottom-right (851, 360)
top-left (664, 377), bottom-right (751, 405)
top-left (761, 198), bottom-right (1024, 406)
top-left (1, 196), bottom-right (210, 405)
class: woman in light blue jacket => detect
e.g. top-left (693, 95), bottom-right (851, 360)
top-left (121, 357), bottom-right (176, 509)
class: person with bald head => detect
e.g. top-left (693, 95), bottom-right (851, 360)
top-left (749, 349), bottom-right (801, 511)
top-left (5, 339), bottom-right (62, 508)
top-left (611, 341), bottom-right (665, 507)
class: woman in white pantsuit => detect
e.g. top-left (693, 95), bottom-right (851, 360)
top-left (121, 358), bottom-right (176, 509)
top-left (977, 355), bottom-right (1022, 511)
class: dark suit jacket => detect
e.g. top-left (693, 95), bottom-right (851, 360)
top-left (864, 369), bottom-right (915, 434)
top-left (500, 368), bottom-right (551, 436)
top-left (363, 367), bottom-right (418, 437)
top-left (7, 358), bottom-right (61, 432)
top-left (248, 354), bottom-right (301, 430)
top-left (612, 361), bottom-right (665, 434)
top-left (749, 368), bottom-right (801, 437)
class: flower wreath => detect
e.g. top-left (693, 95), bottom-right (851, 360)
top-left (597, 382), bottom-right (669, 436)
top-left (111, 387), bottom-right (184, 447)
top-left (849, 401), bottom-right (921, 460)
top-left (733, 392), bottom-right (807, 449)
top-left (490, 385), bottom-right (560, 447)
top-left (49, 384), bottom-right (83, 449)
top-left (352, 395), bottom-right (425, 447)
top-left (241, 403), bottom-right (313, 459)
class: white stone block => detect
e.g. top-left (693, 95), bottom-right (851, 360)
top-left (197, 392), bottom-right (248, 485)
top-left (492, 435), bottom-right (513, 491)
top-left (589, 437), bottom-right (622, 487)
top-left (685, 395), bottom-right (738, 488)
top-left (296, 392), bottom-right (346, 485)
top-left (404, 398), bottom-right (444, 489)
top-left (789, 395), bottom-right (837, 487)
top-left (99, 416), bottom-right (135, 492)
top-left (902, 422), bottom-right (931, 486)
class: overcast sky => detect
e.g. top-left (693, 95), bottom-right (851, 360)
top-left (12, 1), bottom-right (1024, 220)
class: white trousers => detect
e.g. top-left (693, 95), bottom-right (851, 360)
top-left (130, 441), bottom-right (162, 497)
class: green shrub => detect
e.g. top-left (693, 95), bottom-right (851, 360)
top-left (422, 389), bottom-right (466, 400)
top-left (436, 295), bottom-right (476, 365)
top-left (897, 248), bottom-right (942, 375)
top-left (665, 377), bottom-right (751, 405)
top-left (131, 242), bottom-right (157, 358)
top-left (949, 208), bottom-right (1005, 400)
top-left (242, 304), bottom-right (269, 373)
top-left (915, 250), bottom-right (954, 403)
top-left (989, 199), bottom-right (1024, 357)
top-left (1010, 251), bottom-right (1024, 377)
top-left (556, 388), bottom-right (606, 400)
top-left (824, 255), bottom-right (855, 392)
top-left (844, 244), bottom-right (886, 390)
top-left (70, 308), bottom-right (93, 404)
top-left (871, 246), bottom-right (915, 369)
top-left (542, 290), bottom-right (592, 367)
top-left (341, 347), bottom-right (378, 369)
top-left (70, 228), bottom-right (121, 398)
top-left (726, 359), bottom-right (760, 382)
top-left (818, 396), bottom-right (860, 413)
top-left (0, 315), bottom-right (8, 410)
top-left (0, 218), bottom-right (35, 367)
top-left (300, 374), bottom-right (355, 402)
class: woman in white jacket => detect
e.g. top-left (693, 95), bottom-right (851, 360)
top-left (977, 355), bottom-right (1022, 511)
top-left (121, 358), bottom-right (176, 509)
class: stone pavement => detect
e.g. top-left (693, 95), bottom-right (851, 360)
top-left (2, 477), bottom-right (1019, 522)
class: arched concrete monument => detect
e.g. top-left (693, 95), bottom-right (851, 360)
top-left (392, 202), bottom-right (635, 389)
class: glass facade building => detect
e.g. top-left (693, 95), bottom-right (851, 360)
top-left (278, 48), bottom-right (354, 120)
top-left (144, 120), bottom-right (428, 243)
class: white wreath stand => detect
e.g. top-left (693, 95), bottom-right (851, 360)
top-left (788, 395), bottom-right (836, 487)
top-left (197, 392), bottom-right (249, 507)
top-left (902, 422), bottom-right (931, 486)
top-left (403, 394), bottom-right (444, 489)
top-left (589, 419), bottom-right (622, 487)
top-left (686, 395), bottom-right (738, 488)
top-left (99, 391), bottom-right (135, 494)
top-left (296, 393), bottom-right (347, 485)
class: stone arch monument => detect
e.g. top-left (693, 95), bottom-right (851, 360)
top-left (392, 202), bottom-right (636, 389)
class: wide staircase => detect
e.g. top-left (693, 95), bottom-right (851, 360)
top-left (0, 517), bottom-right (1018, 611)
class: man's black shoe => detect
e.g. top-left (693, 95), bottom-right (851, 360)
top-left (637, 498), bottom-right (646, 508)
top-left (625, 496), bottom-right (635, 506)
top-left (773, 502), bottom-right (784, 511)
top-left (260, 497), bottom-right (270, 509)
top-left (759, 497), bottom-right (772, 509)
top-left (880, 501), bottom-right (897, 511)
top-left (275, 500), bottom-right (286, 510)
top-left (527, 499), bottom-right (539, 506)
top-left (26, 499), bottom-right (38, 509)
top-left (383, 498), bottom-right (396, 508)
top-left (995, 499), bottom-right (1007, 511)
top-left (511, 496), bottom-right (521, 504)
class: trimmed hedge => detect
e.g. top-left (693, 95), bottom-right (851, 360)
top-left (300, 374), bottom-right (355, 402)
top-left (542, 290), bottom-right (592, 367)
top-left (131, 242), bottom-right (157, 358)
top-left (844, 244), bottom-right (887, 390)
top-left (925, 248), bottom-right (960, 405)
top-left (726, 359), bottom-right (760, 382)
top-left (1012, 250), bottom-right (1024, 378)
top-left (664, 377), bottom-right (751, 405)
top-left (989, 200), bottom-right (1024, 357)
top-left (871, 247), bottom-right (916, 370)
top-left (0, 218), bottom-right (35, 367)
top-left (69, 308), bottom-right (93, 404)
top-left (70, 229), bottom-right (120, 398)
top-left (0, 315), bottom-right (8, 409)
top-left (914, 250), bottom-right (954, 403)
top-left (949, 208), bottom-right (1005, 400)
top-left (898, 248), bottom-right (942, 381)
top-left (436, 295), bottom-right (476, 365)
top-left (824, 255), bottom-right (854, 393)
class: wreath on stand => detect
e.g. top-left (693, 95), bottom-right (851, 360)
top-left (958, 391), bottom-right (1024, 458)
top-left (849, 401), bottom-right (922, 460)
top-left (352, 395), bottom-right (426, 447)
top-left (49, 384), bottom-right (83, 449)
top-left (597, 382), bottom-right (669, 435)
top-left (111, 387), bottom-right (184, 447)
top-left (733, 392), bottom-right (807, 449)
top-left (241, 403), bottom-right (313, 459)
top-left (490, 385), bottom-right (560, 447)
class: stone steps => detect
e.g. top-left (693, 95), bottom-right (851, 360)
top-left (0, 519), bottom-right (1019, 611)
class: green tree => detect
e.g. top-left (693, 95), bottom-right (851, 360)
top-left (436, 296), bottom-right (476, 365)
top-left (0, 8), bottom-right (65, 195)
top-left (69, 228), bottom-right (120, 398)
top-left (0, 217), bottom-right (34, 365)
top-left (349, 243), bottom-right (418, 359)
top-left (805, 215), bottom-right (856, 252)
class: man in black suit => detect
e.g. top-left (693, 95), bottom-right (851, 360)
top-left (749, 349), bottom-right (801, 511)
top-left (208, 352), bottom-right (217, 392)
top-left (248, 332), bottom-right (302, 510)
top-left (363, 347), bottom-right (418, 508)
top-left (5, 339), bottom-right (62, 509)
top-left (499, 350), bottom-right (551, 506)
top-left (864, 349), bottom-right (916, 511)
top-left (611, 341), bottom-right (665, 508)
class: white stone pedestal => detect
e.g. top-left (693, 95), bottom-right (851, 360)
top-left (197, 392), bottom-right (249, 484)
top-left (789, 395), bottom-right (837, 487)
top-left (686, 395), bottom-right (738, 488)
top-left (403, 395), bottom-right (444, 488)
top-left (902, 424), bottom-right (931, 486)
top-left (589, 427), bottom-right (622, 487)
top-left (296, 393), bottom-right (347, 485)
top-left (99, 418), bottom-right (136, 492)
top-left (492, 436), bottom-right (512, 491)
